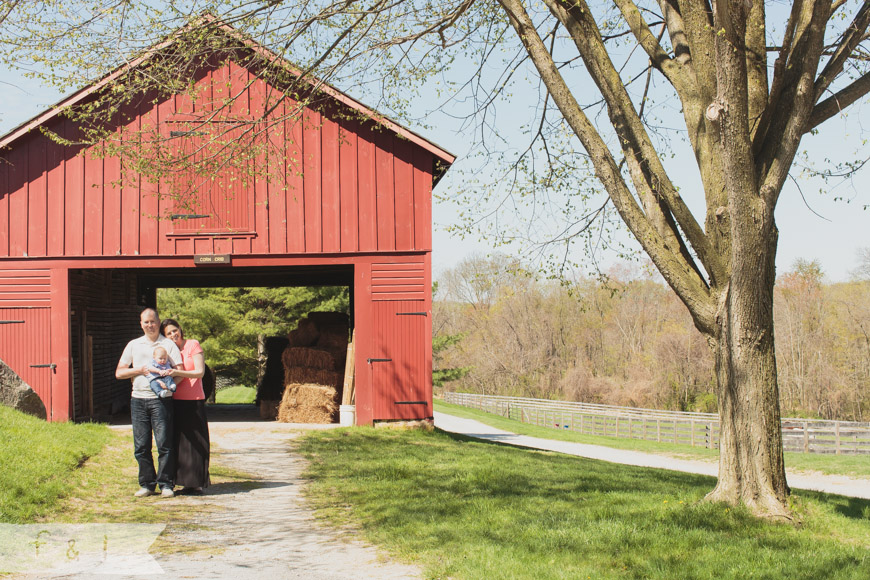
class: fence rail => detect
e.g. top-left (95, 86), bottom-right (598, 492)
top-left (443, 392), bottom-right (870, 455)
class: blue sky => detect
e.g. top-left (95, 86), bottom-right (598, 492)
top-left (2, 63), bottom-right (868, 283)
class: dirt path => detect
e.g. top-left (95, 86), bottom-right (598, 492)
top-left (148, 419), bottom-right (421, 579)
top-left (434, 411), bottom-right (870, 500)
top-left (15, 406), bottom-right (420, 580)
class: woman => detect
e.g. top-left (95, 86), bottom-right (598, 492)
top-left (160, 318), bottom-right (210, 494)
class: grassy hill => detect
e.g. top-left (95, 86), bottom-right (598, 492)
top-left (0, 406), bottom-right (111, 522)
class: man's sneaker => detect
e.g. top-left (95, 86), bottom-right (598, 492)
top-left (134, 487), bottom-right (155, 497)
top-left (161, 487), bottom-right (175, 498)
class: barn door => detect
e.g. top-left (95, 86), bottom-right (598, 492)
top-left (0, 307), bottom-right (53, 415)
top-left (369, 300), bottom-right (431, 420)
top-left (165, 121), bottom-right (254, 234)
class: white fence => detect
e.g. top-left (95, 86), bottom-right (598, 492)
top-left (443, 392), bottom-right (870, 455)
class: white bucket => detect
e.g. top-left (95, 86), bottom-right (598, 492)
top-left (339, 404), bottom-right (356, 427)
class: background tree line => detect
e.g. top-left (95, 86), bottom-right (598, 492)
top-left (434, 253), bottom-right (870, 422)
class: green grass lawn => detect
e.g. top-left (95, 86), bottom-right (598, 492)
top-left (434, 400), bottom-right (870, 478)
top-left (214, 386), bottom-right (256, 404)
top-left (0, 406), bottom-right (254, 525)
top-left (298, 427), bottom-right (870, 580)
top-left (0, 406), bottom-right (112, 523)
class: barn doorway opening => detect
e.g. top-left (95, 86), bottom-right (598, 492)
top-left (68, 264), bottom-right (353, 423)
top-left (156, 285), bottom-right (351, 422)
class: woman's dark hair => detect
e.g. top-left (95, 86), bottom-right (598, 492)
top-left (160, 318), bottom-right (184, 339)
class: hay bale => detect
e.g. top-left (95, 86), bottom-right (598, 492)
top-left (281, 347), bottom-right (336, 371)
top-left (259, 400), bottom-right (279, 420)
top-left (317, 331), bottom-right (349, 351)
top-left (307, 312), bottom-right (349, 327)
top-left (277, 383), bottom-right (338, 423)
top-left (308, 312), bottom-right (349, 347)
top-left (283, 367), bottom-right (342, 390)
top-left (287, 318), bottom-right (319, 347)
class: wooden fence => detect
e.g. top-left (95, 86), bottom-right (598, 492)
top-left (443, 392), bottom-right (870, 455)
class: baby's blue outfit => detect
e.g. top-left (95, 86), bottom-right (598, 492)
top-left (146, 360), bottom-right (176, 398)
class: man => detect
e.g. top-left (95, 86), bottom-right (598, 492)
top-left (116, 308), bottom-right (183, 498)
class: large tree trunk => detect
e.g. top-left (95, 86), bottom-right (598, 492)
top-left (706, 197), bottom-right (791, 520)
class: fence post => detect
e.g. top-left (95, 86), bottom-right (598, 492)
top-left (674, 420), bottom-right (678, 444)
top-left (835, 421), bottom-right (841, 455)
top-left (691, 420), bottom-right (695, 447)
top-left (708, 423), bottom-right (713, 449)
top-left (803, 421), bottom-right (809, 453)
top-left (657, 419), bottom-right (661, 443)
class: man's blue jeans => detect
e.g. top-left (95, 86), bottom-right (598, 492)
top-left (131, 397), bottom-right (175, 491)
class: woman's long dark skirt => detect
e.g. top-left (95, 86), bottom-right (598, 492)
top-left (173, 399), bottom-right (211, 489)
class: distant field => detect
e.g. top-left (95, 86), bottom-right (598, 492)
top-left (215, 386), bottom-right (256, 404)
top-left (299, 426), bottom-right (870, 580)
top-left (434, 400), bottom-right (870, 478)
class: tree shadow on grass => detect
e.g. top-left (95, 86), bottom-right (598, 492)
top-left (795, 489), bottom-right (870, 520)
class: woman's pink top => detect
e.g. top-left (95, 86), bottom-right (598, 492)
top-left (173, 339), bottom-right (205, 400)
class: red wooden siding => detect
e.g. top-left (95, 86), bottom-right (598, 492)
top-left (0, 307), bottom-right (52, 413)
top-left (370, 300), bottom-right (432, 420)
top-left (1, 59), bottom-right (439, 261)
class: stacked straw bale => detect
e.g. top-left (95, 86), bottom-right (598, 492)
top-left (277, 384), bottom-right (338, 423)
top-left (277, 312), bottom-right (349, 423)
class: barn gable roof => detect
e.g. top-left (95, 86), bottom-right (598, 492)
top-left (0, 14), bottom-right (455, 170)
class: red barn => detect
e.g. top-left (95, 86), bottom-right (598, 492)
top-left (0, 21), bottom-right (453, 423)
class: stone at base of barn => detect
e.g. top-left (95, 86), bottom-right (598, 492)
top-left (0, 358), bottom-right (47, 420)
top-left (374, 419), bottom-right (434, 431)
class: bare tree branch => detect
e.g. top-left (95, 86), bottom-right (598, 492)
top-left (496, 0), bottom-right (716, 333)
top-left (814, 0), bottom-right (870, 100)
top-left (547, 0), bottom-right (721, 285)
top-left (810, 70), bottom-right (870, 127)
top-left (755, 1), bottom-right (831, 206)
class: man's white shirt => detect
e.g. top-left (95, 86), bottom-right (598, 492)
top-left (119, 335), bottom-right (182, 399)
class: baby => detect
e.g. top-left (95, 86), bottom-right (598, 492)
top-left (146, 346), bottom-right (176, 398)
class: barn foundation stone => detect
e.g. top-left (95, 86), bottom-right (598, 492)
top-left (0, 358), bottom-right (47, 419)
